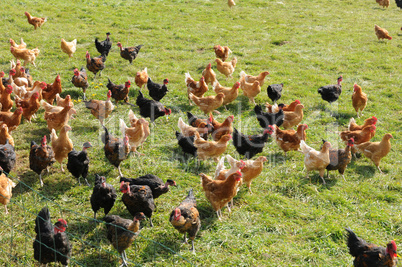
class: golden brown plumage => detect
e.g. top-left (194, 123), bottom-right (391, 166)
top-left (134, 67), bottom-right (148, 90)
top-left (185, 72), bottom-right (208, 104)
top-left (375, 25), bottom-right (392, 40)
top-left (213, 45), bottom-right (232, 62)
top-left (120, 118), bottom-right (149, 155)
top-left (0, 85), bottom-right (14, 112)
top-left (9, 38), bottom-right (26, 49)
top-left (239, 73), bottom-right (261, 105)
top-left (42, 75), bottom-right (62, 105)
top-left (241, 156), bottom-right (267, 193)
top-left (189, 93), bottom-right (224, 115)
top-left (0, 107), bottom-right (23, 132)
top-left (215, 57), bottom-right (237, 78)
top-left (194, 132), bottom-right (231, 161)
top-left (213, 81), bottom-right (240, 107)
top-left (0, 124), bottom-right (14, 147)
top-left (240, 70), bottom-right (270, 87)
top-left (351, 83), bottom-right (368, 118)
top-left (24, 11), bottom-right (47, 29)
top-left (326, 138), bottom-right (354, 180)
top-left (300, 140), bottom-right (331, 184)
top-left (273, 124), bottom-right (308, 156)
top-left (340, 125), bottom-right (376, 144)
top-left (202, 63), bottom-right (217, 85)
top-left (15, 92), bottom-right (40, 123)
top-left (376, 0), bottom-right (390, 8)
top-left (178, 117), bottom-right (208, 138)
top-left (265, 100), bottom-right (301, 113)
top-left (348, 116), bottom-right (377, 131)
top-left (0, 170), bottom-right (16, 214)
top-left (50, 125), bottom-right (73, 172)
top-left (84, 90), bottom-right (115, 125)
top-left (208, 114), bottom-right (234, 141)
top-left (60, 38), bottom-right (77, 58)
top-left (228, 0), bottom-right (236, 8)
top-left (282, 104), bottom-right (304, 129)
top-left (44, 102), bottom-right (74, 131)
top-left (10, 46), bottom-right (40, 67)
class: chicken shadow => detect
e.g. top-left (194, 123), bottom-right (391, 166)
top-left (297, 173), bottom-right (338, 189)
top-left (62, 89), bottom-right (83, 100)
top-left (347, 159), bottom-right (376, 178)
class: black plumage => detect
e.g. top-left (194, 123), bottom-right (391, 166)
top-left (396, 0), bottom-right (402, 8)
top-left (318, 76), bottom-right (343, 104)
top-left (120, 174), bottom-right (176, 199)
top-left (67, 142), bottom-right (92, 186)
top-left (117, 42), bottom-right (143, 64)
top-left (90, 174), bottom-right (117, 220)
top-left (95, 32), bottom-right (112, 56)
top-left (176, 131), bottom-right (197, 157)
top-left (136, 91), bottom-right (171, 123)
top-left (254, 104), bottom-right (284, 128)
top-left (0, 140), bottom-right (16, 175)
top-left (146, 77), bottom-right (169, 101)
top-left (232, 128), bottom-right (271, 159)
top-left (267, 83), bottom-right (283, 103)
top-left (29, 136), bottom-right (56, 187)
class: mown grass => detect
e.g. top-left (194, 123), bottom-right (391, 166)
top-left (0, 0), bottom-right (401, 266)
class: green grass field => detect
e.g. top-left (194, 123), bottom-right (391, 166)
top-left (1, 0), bottom-right (401, 266)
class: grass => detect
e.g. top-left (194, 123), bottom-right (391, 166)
top-left (1, 0), bottom-right (401, 265)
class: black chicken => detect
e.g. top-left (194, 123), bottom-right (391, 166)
top-left (67, 142), bottom-right (92, 186)
top-left (106, 78), bottom-right (131, 104)
top-left (318, 76), bottom-right (343, 104)
top-left (120, 174), bottom-right (176, 199)
top-left (232, 127), bottom-right (273, 159)
top-left (104, 212), bottom-right (146, 267)
top-left (254, 104), bottom-right (284, 129)
top-left (90, 174), bottom-right (117, 220)
top-left (33, 207), bottom-right (72, 266)
top-left (136, 91), bottom-right (171, 123)
top-left (169, 189), bottom-right (201, 253)
top-left (102, 126), bottom-right (131, 178)
top-left (176, 131), bottom-right (197, 157)
top-left (120, 182), bottom-right (155, 227)
top-left (267, 83), bottom-right (283, 103)
top-left (86, 51), bottom-right (106, 79)
top-left (95, 32), bottom-right (112, 56)
top-left (29, 136), bottom-right (56, 187)
top-left (117, 42), bottom-right (143, 64)
top-left (0, 139), bottom-right (16, 176)
top-left (146, 77), bottom-right (169, 101)
top-left (396, 0), bottom-right (402, 8)
top-left (345, 228), bottom-right (398, 267)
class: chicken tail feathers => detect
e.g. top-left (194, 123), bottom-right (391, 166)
top-left (348, 117), bottom-right (356, 131)
top-left (119, 119), bottom-right (127, 138)
top-left (345, 228), bottom-right (365, 257)
top-left (102, 125), bottom-right (110, 144)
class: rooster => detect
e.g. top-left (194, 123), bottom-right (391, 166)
top-left (95, 32), bottom-right (112, 56)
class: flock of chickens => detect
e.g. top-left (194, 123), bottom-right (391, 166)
top-left (0, 3), bottom-right (399, 266)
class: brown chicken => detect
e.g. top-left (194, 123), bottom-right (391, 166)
top-left (201, 171), bottom-right (242, 220)
top-left (273, 124), bottom-right (308, 156)
top-left (103, 127), bottom-right (131, 177)
top-left (375, 25), bottom-right (392, 40)
top-left (29, 136), bottom-right (56, 187)
top-left (120, 118), bottom-right (150, 155)
top-left (44, 102), bottom-right (74, 131)
top-left (214, 155), bottom-right (245, 181)
top-left (60, 38), bottom-right (77, 58)
top-left (169, 189), bottom-right (201, 253)
top-left (84, 90), bottom-right (115, 125)
top-left (213, 45), bottom-right (232, 62)
top-left (265, 100), bottom-right (301, 113)
top-left (71, 67), bottom-right (89, 100)
top-left (348, 116), bottom-right (377, 131)
top-left (14, 66), bottom-right (32, 87)
top-left (0, 72), bottom-right (5, 94)
top-left (209, 114), bottom-right (234, 141)
top-left (42, 75), bottom-right (62, 104)
top-left (376, 0), bottom-right (390, 8)
top-left (0, 85), bottom-right (14, 112)
top-left (300, 140), bottom-right (331, 184)
top-left (215, 57), bottom-right (237, 79)
top-left (15, 92), bottom-right (40, 122)
top-left (194, 132), bottom-right (231, 161)
top-left (228, 0), bottom-right (236, 8)
top-left (340, 125), bottom-right (376, 144)
top-left (128, 109), bottom-right (138, 127)
top-left (351, 83), bottom-right (368, 118)
top-left (240, 70), bottom-right (270, 87)
top-left (107, 78), bottom-right (131, 104)
top-left (185, 73), bottom-right (208, 105)
top-left (134, 67), bottom-right (148, 90)
top-left (10, 46), bottom-right (40, 67)
top-left (241, 156), bottom-right (267, 193)
top-left (86, 51), bottom-right (106, 78)
top-left (23, 81), bottom-right (46, 101)
top-left (213, 81), bottom-right (240, 107)
top-left (0, 124), bottom-right (14, 147)
top-left (178, 117), bottom-right (208, 138)
top-left (189, 93), bottom-right (224, 115)
top-left (282, 104), bottom-right (304, 129)
top-left (55, 94), bottom-right (73, 108)
top-left (240, 75), bottom-right (261, 105)
top-left (50, 125), bottom-right (73, 172)
top-left (326, 138), bottom-right (354, 180)
top-left (0, 107), bottom-right (23, 132)
top-left (201, 63), bottom-right (217, 85)
top-left (0, 169), bottom-right (16, 214)
top-left (41, 98), bottom-right (76, 120)
top-left (24, 11), bottom-right (47, 29)
top-left (355, 133), bottom-right (393, 173)
top-left (9, 38), bottom-right (26, 49)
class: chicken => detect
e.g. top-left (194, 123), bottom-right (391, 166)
top-left (352, 83), bottom-right (368, 118)
top-left (272, 124), bottom-right (308, 156)
top-left (169, 189), bottom-right (201, 253)
top-left (107, 78), bottom-right (131, 104)
top-left (71, 67), bottom-right (89, 100)
top-left (318, 76), bottom-right (343, 104)
top-left (214, 155), bottom-right (245, 181)
top-left (0, 72), bottom-right (5, 94)
top-left (128, 109), bottom-right (139, 127)
top-left (397, 0), bottom-right (402, 8)
top-left (348, 116), bottom-right (377, 131)
top-left (282, 104), bottom-right (305, 129)
top-left (376, 0), bottom-right (390, 8)
top-left (103, 126), bottom-right (131, 177)
top-left (176, 131), bottom-right (197, 157)
top-left (95, 32), bottom-right (112, 56)
top-left (50, 125), bottom-right (73, 172)
top-left (120, 182), bottom-right (155, 227)
top-left (232, 127), bottom-right (273, 159)
top-left (326, 138), bottom-right (354, 180)
top-left (186, 111), bottom-right (211, 130)
top-left (60, 38), bottom-right (77, 58)
top-left (355, 133), bottom-right (393, 173)
top-left (120, 174), bottom-right (177, 199)
top-left (55, 93), bottom-right (73, 108)
top-left (15, 91), bottom-right (40, 122)
top-left (0, 85), bottom-right (14, 112)
top-left (67, 142), bottom-right (92, 186)
top-left (201, 171), bottom-right (242, 220)
top-left (0, 124), bottom-right (14, 147)
top-left (117, 42), bottom-right (143, 64)
top-left (265, 99), bottom-right (301, 113)
top-left (185, 73), bottom-right (208, 104)
top-left (0, 168), bottom-right (16, 214)
top-left (189, 92), bottom-right (224, 115)
top-left (240, 156), bottom-right (267, 193)
top-left (14, 66), bottom-right (33, 87)
top-left (86, 51), bottom-right (106, 78)
top-left (209, 114), bottom-right (234, 141)
top-left (340, 125), bottom-right (376, 144)
top-left (44, 102), bottom-right (75, 131)
top-left (33, 207), bottom-right (71, 266)
top-left (213, 81), bottom-right (240, 107)
top-left (10, 46), bottom-right (40, 67)
top-left (194, 132), bottom-right (231, 161)
top-left (178, 117), bottom-right (208, 139)
top-left (254, 104), bottom-right (284, 128)
top-left (23, 80), bottom-right (46, 100)
top-left (9, 38), bottom-right (26, 49)
top-left (136, 91), bottom-right (171, 123)
top-left (146, 77), bottom-right (169, 101)
top-left (240, 74), bottom-right (261, 105)
top-left (0, 140), bottom-right (16, 175)
top-left (215, 57), bottom-right (237, 78)
top-left (29, 136), bottom-right (55, 187)
top-left (0, 107), bottom-right (23, 132)
top-left (41, 74), bottom-right (61, 105)
top-left (300, 140), bottom-right (331, 184)
top-left (228, 0), bottom-right (236, 8)
top-left (120, 117), bottom-right (150, 155)
top-left (345, 228), bottom-right (398, 267)
top-left (24, 11), bottom-right (47, 29)
top-left (240, 70), bottom-right (270, 87)
top-left (90, 174), bottom-right (117, 220)
top-left (213, 45), bottom-right (232, 62)
top-left (84, 90), bottom-right (115, 125)
top-left (134, 67), bottom-right (148, 90)
top-left (202, 63), bottom-right (217, 85)
top-left (104, 212), bottom-right (146, 266)
top-left (267, 83), bottom-right (283, 103)
top-left (40, 99), bottom-right (76, 121)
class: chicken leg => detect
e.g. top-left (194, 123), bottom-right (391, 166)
top-left (39, 174), bottom-right (44, 187)
top-left (4, 205), bottom-right (9, 214)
